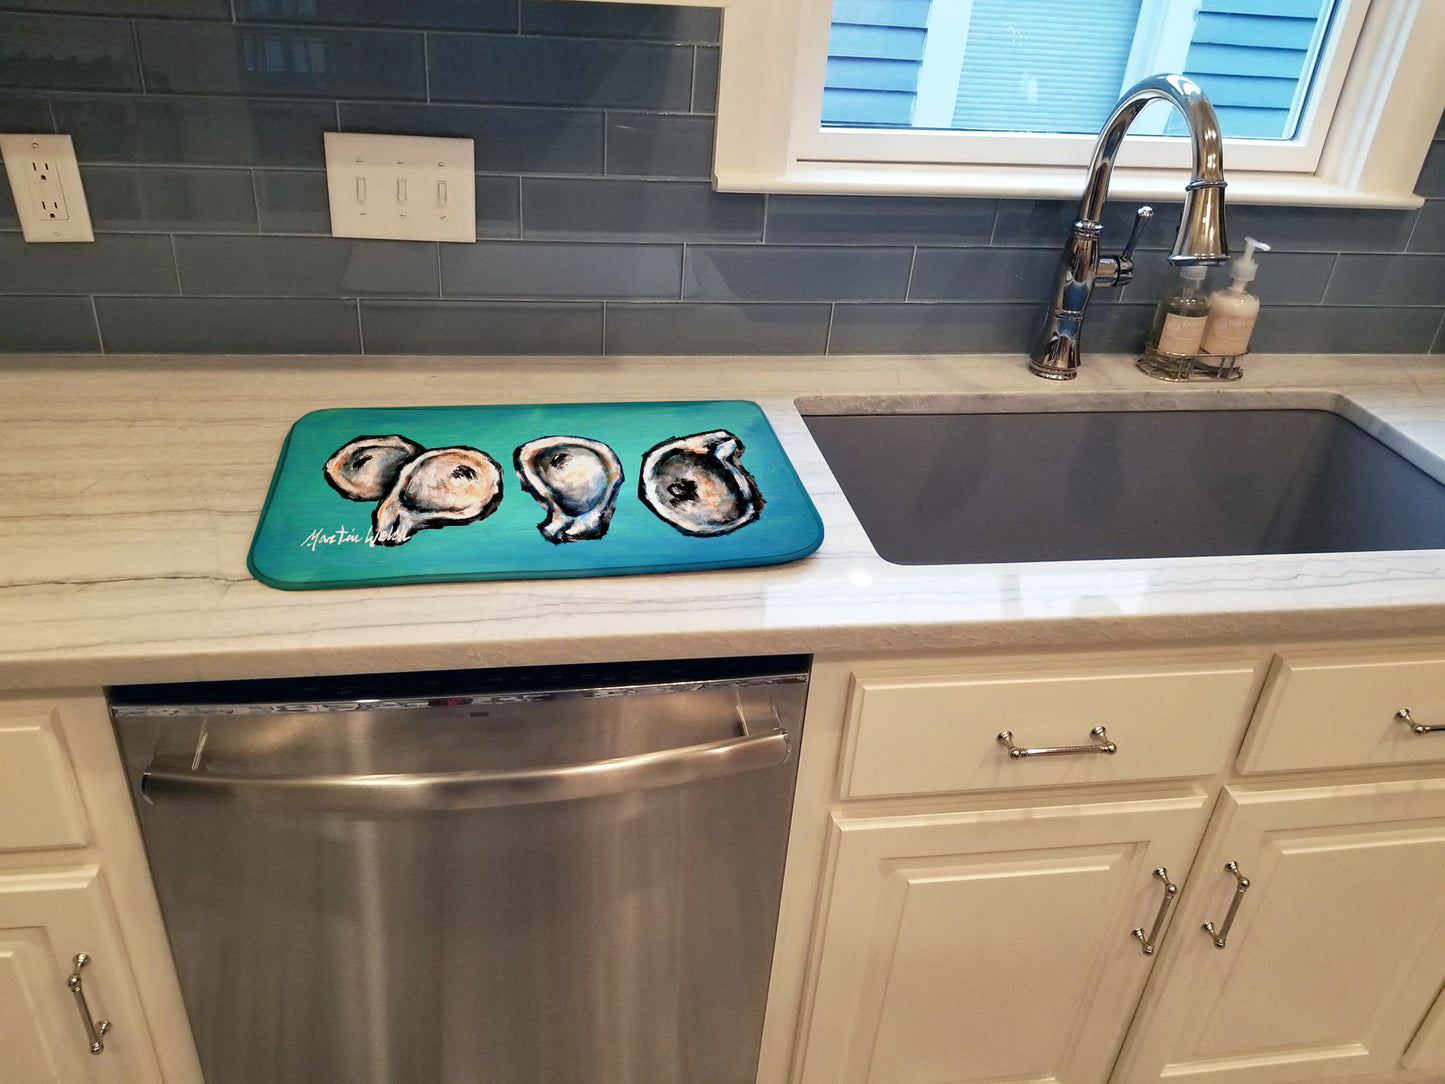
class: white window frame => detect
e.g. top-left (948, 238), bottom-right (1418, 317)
top-left (588, 0), bottom-right (1445, 207)
top-left (911, 0), bottom-right (973, 129)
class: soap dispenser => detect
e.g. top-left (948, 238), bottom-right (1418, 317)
top-left (1145, 264), bottom-right (1210, 355)
top-left (1200, 237), bottom-right (1271, 356)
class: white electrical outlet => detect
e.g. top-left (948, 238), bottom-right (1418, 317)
top-left (0, 133), bottom-right (94, 243)
top-left (324, 132), bottom-right (476, 243)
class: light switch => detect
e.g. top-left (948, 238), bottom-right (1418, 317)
top-left (324, 132), bottom-right (475, 243)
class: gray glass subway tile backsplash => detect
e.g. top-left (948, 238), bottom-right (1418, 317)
top-left (0, 12), bottom-right (142, 92)
top-left (0, 233), bottom-right (179, 294)
top-left (1251, 306), bottom-right (1445, 354)
top-left (0, 172), bottom-right (18, 228)
top-left (683, 245), bottom-right (914, 302)
top-left (252, 170), bottom-right (330, 234)
top-left (765, 194), bottom-right (997, 246)
top-left (604, 113), bottom-right (714, 178)
top-left (94, 296), bottom-right (362, 353)
top-left (360, 300), bottom-right (603, 355)
top-left (520, 178), bottom-right (764, 242)
top-left (0, 0), bottom-right (1441, 356)
top-left (0, 90), bottom-right (54, 131)
top-left (84, 166), bottom-right (258, 233)
top-left (1409, 202), bottom-right (1445, 255)
top-left (692, 47), bottom-right (719, 114)
top-left (828, 303), bottom-right (1044, 355)
top-left (605, 302), bottom-right (831, 355)
top-left (3, 0), bottom-right (230, 17)
top-left (441, 241), bottom-right (683, 300)
top-left (908, 248), bottom-right (1060, 303)
top-left (137, 22), bottom-right (428, 100)
top-left (427, 34), bottom-right (692, 110)
top-left (1323, 254), bottom-right (1445, 308)
top-left (175, 236), bottom-right (440, 298)
top-left (339, 103), bottom-right (605, 175)
top-left (518, 1), bottom-right (720, 43)
top-left (0, 296), bottom-right (101, 352)
top-left (234, 0), bottom-right (519, 33)
top-left (49, 94), bottom-right (338, 166)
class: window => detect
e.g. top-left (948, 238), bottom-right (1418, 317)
top-left (655, 0), bottom-right (1445, 206)
top-left (822, 0), bottom-right (1337, 142)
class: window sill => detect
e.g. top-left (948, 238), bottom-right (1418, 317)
top-left (715, 162), bottom-right (1425, 209)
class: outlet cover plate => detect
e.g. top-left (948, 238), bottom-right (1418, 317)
top-left (324, 132), bottom-right (475, 243)
top-left (0, 133), bottom-right (94, 243)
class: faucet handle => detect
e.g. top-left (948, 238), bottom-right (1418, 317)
top-left (1121, 205), bottom-right (1154, 262)
top-left (1098, 205), bottom-right (1154, 289)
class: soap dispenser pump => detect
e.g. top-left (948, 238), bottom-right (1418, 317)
top-left (1200, 237), bottom-right (1271, 356)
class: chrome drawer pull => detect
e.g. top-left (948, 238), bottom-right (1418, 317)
top-left (996, 725), bottom-right (1117, 760)
top-left (1396, 709), bottom-right (1445, 735)
top-left (1130, 866), bottom-right (1179, 956)
top-left (66, 953), bottom-right (111, 1055)
top-left (1201, 861), bottom-right (1250, 949)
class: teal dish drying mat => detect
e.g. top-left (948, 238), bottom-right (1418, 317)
top-left (248, 400), bottom-right (824, 590)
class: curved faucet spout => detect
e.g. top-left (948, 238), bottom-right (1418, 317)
top-left (1030, 74), bottom-right (1229, 381)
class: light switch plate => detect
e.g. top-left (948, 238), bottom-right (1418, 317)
top-left (324, 132), bottom-right (476, 243)
top-left (0, 133), bottom-right (94, 243)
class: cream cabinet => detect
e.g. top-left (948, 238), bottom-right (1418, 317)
top-left (0, 694), bottom-right (204, 1084)
top-left (1114, 778), bottom-right (1445, 1083)
top-left (0, 867), bottom-right (161, 1084)
top-left (765, 644), bottom-right (1445, 1084)
top-left (796, 793), bottom-right (1211, 1084)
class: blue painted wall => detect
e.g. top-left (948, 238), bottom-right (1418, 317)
top-left (823, 0), bottom-right (929, 126)
top-left (1179, 0), bottom-right (1332, 138)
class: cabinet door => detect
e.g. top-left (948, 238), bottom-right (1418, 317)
top-left (795, 792), bottom-right (1212, 1084)
top-left (0, 866), bottom-right (163, 1084)
top-left (1115, 777), bottom-right (1445, 1083)
top-left (0, 703), bottom-right (89, 850)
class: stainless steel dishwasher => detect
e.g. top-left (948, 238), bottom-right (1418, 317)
top-left (110, 655), bottom-right (809, 1084)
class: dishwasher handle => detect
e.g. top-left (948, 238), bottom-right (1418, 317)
top-left (140, 719), bottom-right (791, 814)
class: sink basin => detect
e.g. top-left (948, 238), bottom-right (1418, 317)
top-left (803, 408), bottom-right (1445, 564)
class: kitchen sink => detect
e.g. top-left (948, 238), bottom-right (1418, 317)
top-left (802, 408), bottom-right (1445, 564)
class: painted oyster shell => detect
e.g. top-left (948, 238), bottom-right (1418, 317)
top-left (324, 434), bottom-right (423, 501)
top-left (372, 446), bottom-right (503, 546)
top-left (514, 436), bottom-right (624, 544)
top-left (638, 430), bottom-right (763, 536)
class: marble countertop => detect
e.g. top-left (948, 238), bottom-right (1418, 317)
top-left (6, 351), bottom-right (1445, 691)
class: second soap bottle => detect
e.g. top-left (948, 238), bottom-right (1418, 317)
top-left (1145, 264), bottom-right (1211, 356)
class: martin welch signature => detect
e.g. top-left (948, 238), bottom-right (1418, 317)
top-left (299, 524), bottom-right (376, 551)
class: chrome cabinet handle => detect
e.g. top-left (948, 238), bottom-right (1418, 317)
top-left (996, 725), bottom-right (1117, 759)
top-left (66, 953), bottom-right (111, 1055)
top-left (1201, 861), bottom-right (1250, 949)
top-left (1396, 709), bottom-right (1445, 735)
top-left (1130, 867), bottom-right (1179, 956)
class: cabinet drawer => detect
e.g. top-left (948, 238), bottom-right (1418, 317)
top-left (1239, 650), bottom-right (1445, 774)
top-left (840, 662), bottom-right (1258, 798)
top-left (0, 704), bottom-right (88, 850)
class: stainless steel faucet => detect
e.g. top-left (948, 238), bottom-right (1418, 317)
top-left (1030, 74), bottom-right (1230, 380)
